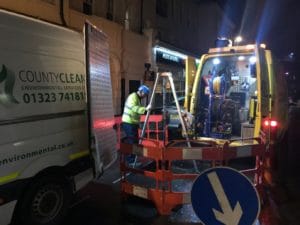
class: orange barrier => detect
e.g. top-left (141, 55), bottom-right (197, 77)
top-left (120, 140), bottom-right (266, 215)
top-left (116, 116), bottom-right (267, 215)
top-left (139, 115), bottom-right (168, 144)
top-left (114, 115), bottom-right (168, 148)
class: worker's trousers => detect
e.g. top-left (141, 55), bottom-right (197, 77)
top-left (122, 122), bottom-right (139, 163)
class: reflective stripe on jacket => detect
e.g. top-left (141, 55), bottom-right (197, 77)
top-left (122, 92), bottom-right (146, 124)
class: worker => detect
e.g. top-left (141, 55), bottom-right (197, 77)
top-left (122, 85), bottom-right (151, 166)
top-left (122, 85), bottom-right (151, 144)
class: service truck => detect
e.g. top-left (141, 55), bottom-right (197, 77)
top-left (165, 41), bottom-right (288, 143)
top-left (182, 41), bottom-right (288, 139)
top-left (182, 40), bottom-right (288, 179)
top-left (0, 9), bottom-right (117, 225)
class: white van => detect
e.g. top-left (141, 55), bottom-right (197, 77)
top-left (0, 9), bottom-right (117, 225)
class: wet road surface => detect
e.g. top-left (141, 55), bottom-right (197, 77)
top-left (64, 106), bottom-right (300, 225)
top-left (64, 159), bottom-right (281, 225)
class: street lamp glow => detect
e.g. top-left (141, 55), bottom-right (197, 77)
top-left (234, 36), bottom-right (243, 43)
top-left (249, 56), bottom-right (256, 64)
top-left (213, 58), bottom-right (221, 65)
top-left (154, 46), bottom-right (187, 59)
top-left (260, 43), bottom-right (266, 49)
top-left (238, 56), bottom-right (245, 61)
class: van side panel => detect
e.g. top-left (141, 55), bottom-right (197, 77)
top-left (0, 201), bottom-right (16, 225)
top-left (0, 10), bottom-right (118, 225)
top-left (0, 10), bottom-right (86, 120)
top-left (0, 10), bottom-right (89, 187)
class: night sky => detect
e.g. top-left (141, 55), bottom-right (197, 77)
top-left (216, 0), bottom-right (300, 60)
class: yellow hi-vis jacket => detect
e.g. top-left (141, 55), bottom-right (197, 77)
top-left (122, 92), bottom-right (146, 124)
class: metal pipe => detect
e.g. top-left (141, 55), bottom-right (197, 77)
top-left (139, 73), bottom-right (160, 143)
top-left (162, 75), bottom-right (166, 145)
top-left (165, 72), bottom-right (191, 146)
top-left (164, 72), bottom-right (199, 173)
top-left (140, 0), bottom-right (144, 34)
top-left (59, 0), bottom-right (67, 26)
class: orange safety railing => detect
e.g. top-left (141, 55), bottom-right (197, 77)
top-left (115, 116), bottom-right (267, 215)
top-left (139, 115), bottom-right (168, 143)
top-left (114, 115), bottom-right (168, 148)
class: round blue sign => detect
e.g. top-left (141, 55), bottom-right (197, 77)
top-left (191, 167), bottom-right (260, 225)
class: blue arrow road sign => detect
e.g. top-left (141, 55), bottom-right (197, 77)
top-left (191, 167), bottom-right (260, 225)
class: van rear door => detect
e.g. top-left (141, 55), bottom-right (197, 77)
top-left (84, 22), bottom-right (117, 178)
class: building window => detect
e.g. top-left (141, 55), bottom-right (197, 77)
top-left (106, 0), bottom-right (113, 20)
top-left (156, 0), bottom-right (168, 18)
top-left (83, 0), bottom-right (93, 15)
top-left (129, 80), bottom-right (141, 95)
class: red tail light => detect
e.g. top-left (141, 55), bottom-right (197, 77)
top-left (263, 119), bottom-right (278, 128)
top-left (263, 120), bottom-right (270, 127)
top-left (270, 120), bottom-right (278, 127)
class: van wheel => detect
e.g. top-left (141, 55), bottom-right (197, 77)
top-left (15, 175), bottom-right (73, 225)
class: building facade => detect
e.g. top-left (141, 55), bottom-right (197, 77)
top-left (0, 0), bottom-right (234, 112)
top-left (145, 0), bottom-right (235, 106)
